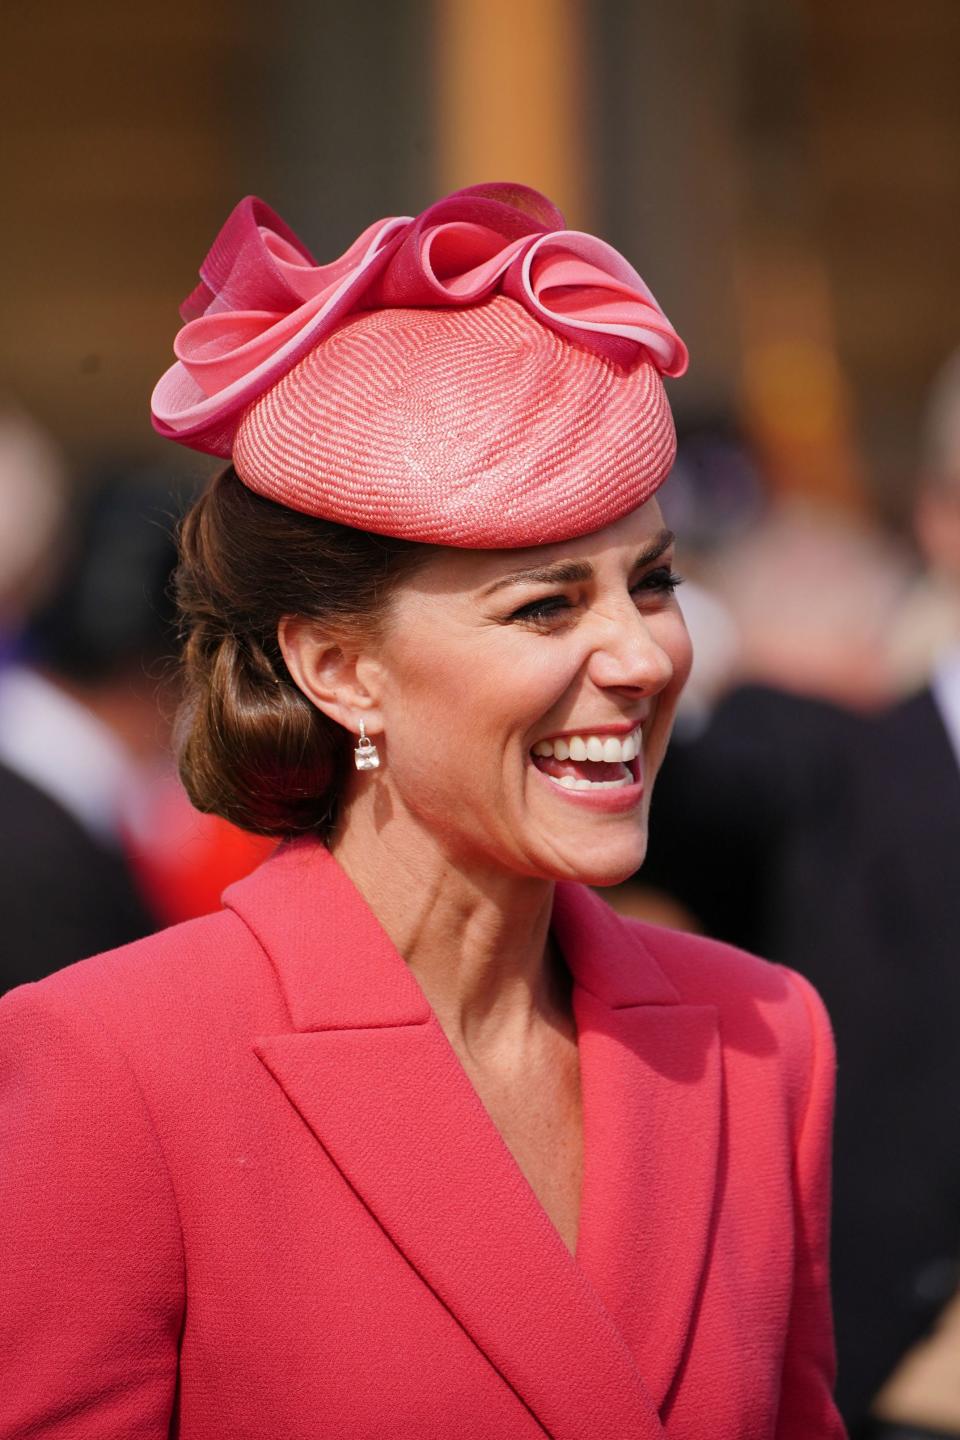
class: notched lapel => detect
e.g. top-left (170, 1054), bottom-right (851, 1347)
top-left (255, 1018), bottom-right (666, 1440)
top-left (574, 993), bottom-right (722, 1411)
top-left (555, 884), bottom-right (723, 1408)
top-left (231, 846), bottom-right (666, 1439)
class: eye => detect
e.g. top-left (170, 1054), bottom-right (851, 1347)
top-left (504, 567), bottom-right (682, 625)
top-left (506, 593), bottom-right (573, 624)
top-left (632, 566), bottom-right (683, 599)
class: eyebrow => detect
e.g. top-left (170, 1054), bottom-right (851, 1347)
top-left (481, 528), bottom-right (676, 596)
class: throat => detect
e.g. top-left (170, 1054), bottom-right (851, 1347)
top-left (453, 1012), bottom-right (583, 1258)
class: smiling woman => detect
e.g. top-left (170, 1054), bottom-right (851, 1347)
top-left (0, 185), bottom-right (845, 1439)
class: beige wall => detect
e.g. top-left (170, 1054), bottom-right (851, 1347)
top-left (1, 4), bottom-right (263, 457)
top-left (2, 0), bottom-right (957, 506)
top-left (807, 0), bottom-right (960, 501)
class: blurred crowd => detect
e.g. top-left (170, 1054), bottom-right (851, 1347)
top-left (2, 345), bottom-right (960, 1438)
top-left (0, 409), bottom-right (271, 992)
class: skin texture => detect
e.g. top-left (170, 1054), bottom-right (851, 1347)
top-left (280, 500), bottom-right (690, 887)
top-left (279, 499), bottom-right (692, 1252)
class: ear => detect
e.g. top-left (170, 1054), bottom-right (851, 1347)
top-left (278, 616), bottom-right (385, 736)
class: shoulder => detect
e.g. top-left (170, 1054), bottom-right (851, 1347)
top-left (564, 885), bottom-right (833, 1070)
top-left (638, 914), bottom-right (830, 1036)
top-left (609, 906), bottom-right (835, 1121)
top-left (634, 914), bottom-right (821, 1006)
top-left (0, 901), bottom-right (280, 1063)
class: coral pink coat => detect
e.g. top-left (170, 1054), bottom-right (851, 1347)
top-left (0, 841), bottom-right (845, 1438)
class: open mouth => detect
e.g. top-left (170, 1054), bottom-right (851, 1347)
top-left (529, 726), bottom-right (643, 792)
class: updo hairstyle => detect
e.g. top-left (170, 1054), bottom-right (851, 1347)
top-left (175, 466), bottom-right (431, 839)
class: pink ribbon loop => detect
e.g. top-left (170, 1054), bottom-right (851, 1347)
top-left (152, 182), bottom-right (688, 458)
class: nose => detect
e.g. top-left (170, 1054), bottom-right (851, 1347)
top-left (586, 600), bottom-right (686, 696)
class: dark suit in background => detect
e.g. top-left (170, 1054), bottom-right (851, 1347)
top-left (0, 761), bottom-right (154, 993)
top-left (644, 683), bottom-right (960, 1434)
top-left (0, 468), bottom-right (186, 994)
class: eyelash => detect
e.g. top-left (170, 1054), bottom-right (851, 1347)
top-left (507, 567), bottom-right (683, 624)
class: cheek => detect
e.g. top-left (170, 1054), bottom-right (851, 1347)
top-left (380, 632), bottom-right (583, 795)
top-left (389, 630), bottom-right (580, 731)
top-left (645, 614), bottom-right (692, 769)
top-left (376, 639), bottom-right (491, 801)
top-left (666, 611), bottom-right (694, 692)
top-left (639, 603), bottom-right (692, 692)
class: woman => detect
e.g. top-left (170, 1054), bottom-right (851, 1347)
top-left (0, 184), bottom-right (844, 1438)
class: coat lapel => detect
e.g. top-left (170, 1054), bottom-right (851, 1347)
top-left (225, 842), bottom-right (718, 1435)
top-left (555, 885), bottom-right (722, 1410)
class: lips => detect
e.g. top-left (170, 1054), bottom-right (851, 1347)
top-left (529, 724), bottom-right (643, 792)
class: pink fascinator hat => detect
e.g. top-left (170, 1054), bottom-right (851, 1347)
top-left (151, 182), bottom-right (688, 548)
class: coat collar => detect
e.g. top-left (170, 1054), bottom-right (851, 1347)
top-left (225, 839), bottom-right (681, 1027)
top-left (225, 840), bottom-right (720, 1435)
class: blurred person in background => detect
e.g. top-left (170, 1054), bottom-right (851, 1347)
top-left (632, 450), bottom-right (908, 955)
top-left (639, 353), bottom-right (960, 1437)
top-left (835, 350), bottom-right (960, 1440)
top-left (0, 462), bottom-right (274, 992)
top-left (0, 468), bottom-right (179, 991)
top-left (0, 402), bottom-right (67, 664)
top-left (887, 348), bottom-right (960, 692)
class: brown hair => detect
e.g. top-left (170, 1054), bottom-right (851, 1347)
top-left (175, 466), bottom-right (431, 839)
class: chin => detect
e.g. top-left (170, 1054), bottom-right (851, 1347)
top-left (546, 830), bottom-right (649, 889)
top-left (573, 859), bottom-right (647, 889)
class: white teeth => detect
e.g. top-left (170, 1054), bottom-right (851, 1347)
top-left (553, 774), bottom-right (631, 791)
top-left (531, 726), bottom-right (642, 763)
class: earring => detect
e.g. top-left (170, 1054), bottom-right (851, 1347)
top-left (354, 719), bottom-right (380, 772)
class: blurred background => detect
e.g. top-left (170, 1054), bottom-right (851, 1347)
top-left (2, 2), bottom-right (959, 1436)
top-left (3, 1), bottom-right (958, 506)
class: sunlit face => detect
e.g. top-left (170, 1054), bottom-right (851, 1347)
top-left (359, 499), bottom-right (692, 887)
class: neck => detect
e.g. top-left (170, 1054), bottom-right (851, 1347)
top-left (330, 797), bottom-right (563, 1056)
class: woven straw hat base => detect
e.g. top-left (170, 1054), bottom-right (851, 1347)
top-left (233, 295), bottom-right (676, 549)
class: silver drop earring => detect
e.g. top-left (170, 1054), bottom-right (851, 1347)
top-left (354, 719), bottom-right (380, 772)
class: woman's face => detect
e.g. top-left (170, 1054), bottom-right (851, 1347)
top-left (364, 499), bottom-right (692, 887)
